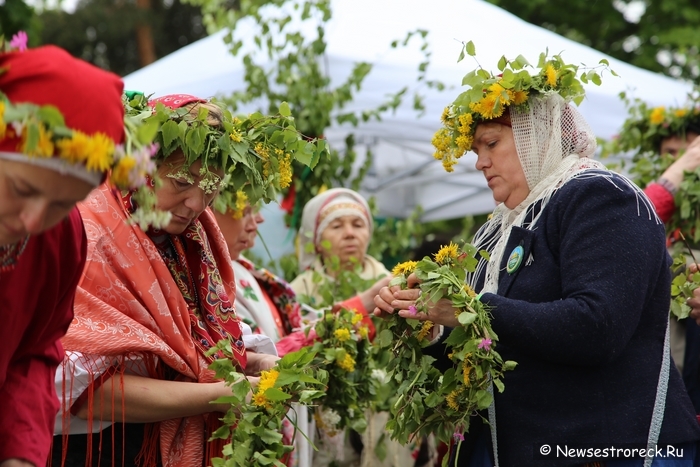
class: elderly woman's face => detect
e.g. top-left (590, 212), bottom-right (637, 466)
top-left (155, 152), bottom-right (224, 235)
top-left (473, 123), bottom-right (529, 209)
top-left (318, 214), bottom-right (370, 267)
top-left (214, 205), bottom-right (264, 260)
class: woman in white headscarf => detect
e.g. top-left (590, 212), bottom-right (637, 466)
top-left (290, 187), bottom-right (389, 312)
top-left (374, 53), bottom-right (700, 466)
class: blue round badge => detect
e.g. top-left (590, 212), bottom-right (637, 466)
top-left (506, 245), bottom-right (524, 274)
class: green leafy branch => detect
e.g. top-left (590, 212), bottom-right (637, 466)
top-left (207, 343), bottom-right (326, 467)
top-left (383, 242), bottom-right (516, 455)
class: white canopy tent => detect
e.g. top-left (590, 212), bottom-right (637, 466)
top-left (125, 0), bottom-right (692, 224)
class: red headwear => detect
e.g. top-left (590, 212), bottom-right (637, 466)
top-left (0, 45), bottom-right (125, 185)
top-left (148, 93), bottom-right (206, 110)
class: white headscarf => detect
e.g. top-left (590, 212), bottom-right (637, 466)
top-left (297, 188), bottom-right (373, 271)
top-left (470, 92), bottom-right (657, 293)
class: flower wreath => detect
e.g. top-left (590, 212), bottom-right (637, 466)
top-left (141, 94), bottom-right (328, 215)
top-left (432, 42), bottom-right (613, 172)
top-left (0, 92), bottom-right (158, 192)
top-left (601, 92), bottom-right (700, 187)
top-left (382, 242), bottom-right (516, 446)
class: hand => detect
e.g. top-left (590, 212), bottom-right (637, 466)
top-left (357, 275), bottom-right (392, 313)
top-left (244, 351), bottom-right (279, 376)
top-left (372, 283), bottom-right (408, 318)
top-left (373, 274), bottom-right (460, 328)
top-left (687, 264), bottom-right (700, 326)
top-left (660, 136), bottom-right (700, 188)
top-left (0, 460), bottom-right (35, 467)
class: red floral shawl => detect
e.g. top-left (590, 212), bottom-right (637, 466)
top-left (61, 184), bottom-right (246, 466)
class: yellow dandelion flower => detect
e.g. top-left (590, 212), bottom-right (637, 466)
top-left (650, 107), bottom-right (665, 125)
top-left (512, 90), bottom-right (529, 106)
top-left (431, 128), bottom-right (451, 152)
top-left (110, 156), bottom-right (136, 188)
top-left (488, 83), bottom-right (510, 105)
top-left (458, 113), bottom-right (473, 129)
top-left (337, 353), bottom-right (356, 372)
top-left (442, 156), bottom-right (457, 173)
top-left (417, 321), bottom-right (434, 341)
top-left (675, 109), bottom-right (688, 118)
top-left (56, 130), bottom-right (91, 164)
top-left (545, 64), bottom-right (557, 87)
top-left (84, 133), bottom-right (115, 172)
top-left (462, 361), bottom-right (472, 386)
top-left (457, 113), bottom-right (473, 135)
top-left (392, 260), bottom-right (418, 277)
top-left (252, 391), bottom-right (270, 408)
top-left (229, 129), bottom-right (243, 143)
top-left (21, 124), bottom-right (55, 157)
top-left (463, 284), bottom-right (477, 298)
top-left (258, 369), bottom-right (280, 392)
top-left (334, 328), bottom-right (351, 342)
top-left (455, 134), bottom-right (473, 152)
top-left (351, 312), bottom-right (363, 325)
top-left (434, 242), bottom-right (459, 264)
top-left (440, 106), bottom-right (451, 124)
top-left (472, 94), bottom-right (502, 119)
top-left (446, 389), bottom-right (461, 410)
top-left (279, 153), bottom-right (292, 189)
top-left (358, 326), bottom-right (368, 339)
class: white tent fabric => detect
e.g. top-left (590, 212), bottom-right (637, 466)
top-left (125, 0), bottom-right (692, 223)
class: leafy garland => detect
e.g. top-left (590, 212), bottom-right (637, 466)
top-left (292, 245), bottom-right (380, 434)
top-left (602, 92), bottom-right (700, 175)
top-left (0, 91), bottom-right (159, 192)
top-left (381, 242), bottom-right (516, 450)
top-left (433, 41), bottom-right (613, 172)
top-left (308, 306), bottom-right (374, 434)
top-left (126, 91), bottom-right (329, 213)
top-left (207, 343), bottom-right (327, 467)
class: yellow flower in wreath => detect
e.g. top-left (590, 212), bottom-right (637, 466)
top-left (21, 124), bottom-right (55, 157)
top-left (337, 353), bottom-right (356, 372)
top-left (334, 328), bottom-right (351, 342)
top-left (85, 133), bottom-right (115, 172)
top-left (649, 106), bottom-right (666, 125)
top-left (545, 64), bottom-right (558, 87)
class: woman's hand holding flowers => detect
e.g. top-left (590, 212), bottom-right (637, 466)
top-left (244, 352), bottom-right (280, 376)
top-left (374, 274), bottom-right (460, 328)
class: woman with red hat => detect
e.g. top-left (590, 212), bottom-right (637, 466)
top-left (52, 94), bottom-right (319, 466)
top-left (0, 44), bottom-right (155, 467)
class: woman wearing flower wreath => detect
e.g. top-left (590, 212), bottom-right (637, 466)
top-left (0, 43), bottom-right (158, 467)
top-left (374, 48), bottom-right (700, 466)
top-left (51, 94), bottom-right (318, 466)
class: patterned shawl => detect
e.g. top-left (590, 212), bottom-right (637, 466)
top-left (61, 184), bottom-right (246, 466)
top-left (235, 256), bottom-right (302, 338)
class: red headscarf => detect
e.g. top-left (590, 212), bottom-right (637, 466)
top-left (0, 46), bottom-right (124, 185)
